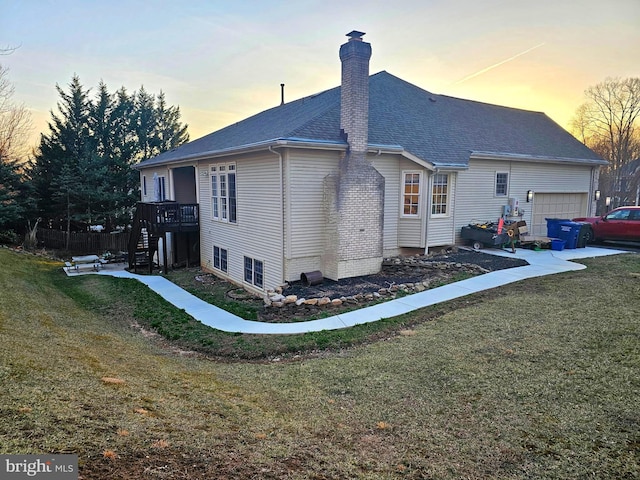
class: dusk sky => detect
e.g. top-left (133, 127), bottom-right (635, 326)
top-left (2, 0), bottom-right (639, 148)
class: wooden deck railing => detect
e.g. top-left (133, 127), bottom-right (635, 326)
top-left (135, 202), bottom-right (200, 233)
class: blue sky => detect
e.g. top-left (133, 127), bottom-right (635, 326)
top-left (2, 0), bottom-right (639, 146)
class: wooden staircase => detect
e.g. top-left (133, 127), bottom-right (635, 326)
top-left (128, 201), bottom-right (199, 274)
top-left (128, 212), bottom-right (159, 273)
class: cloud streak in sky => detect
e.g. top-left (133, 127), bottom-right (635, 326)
top-left (453, 42), bottom-right (546, 85)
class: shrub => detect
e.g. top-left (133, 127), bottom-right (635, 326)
top-left (0, 230), bottom-right (19, 245)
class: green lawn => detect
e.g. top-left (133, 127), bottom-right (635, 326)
top-left (0, 247), bottom-right (638, 479)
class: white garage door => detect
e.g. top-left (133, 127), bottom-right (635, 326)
top-left (531, 193), bottom-right (588, 236)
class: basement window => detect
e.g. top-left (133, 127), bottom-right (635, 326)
top-left (213, 246), bottom-right (228, 273)
top-left (244, 256), bottom-right (264, 288)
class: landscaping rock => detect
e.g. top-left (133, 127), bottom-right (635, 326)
top-left (256, 250), bottom-right (528, 322)
top-left (284, 295), bottom-right (298, 304)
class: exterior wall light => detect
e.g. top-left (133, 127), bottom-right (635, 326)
top-left (526, 190), bottom-right (533, 202)
top-left (605, 196), bottom-right (611, 207)
top-left (594, 190), bottom-right (601, 201)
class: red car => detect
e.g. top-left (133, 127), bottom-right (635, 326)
top-left (574, 206), bottom-right (640, 243)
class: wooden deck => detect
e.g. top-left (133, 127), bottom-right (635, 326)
top-left (128, 202), bottom-right (200, 273)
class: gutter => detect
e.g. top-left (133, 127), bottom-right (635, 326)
top-left (133, 138), bottom-right (349, 170)
top-left (133, 138), bottom-right (450, 172)
top-left (470, 151), bottom-right (609, 166)
top-left (431, 164), bottom-right (469, 171)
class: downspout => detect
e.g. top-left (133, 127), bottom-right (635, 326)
top-left (424, 172), bottom-right (434, 256)
top-left (268, 146), bottom-right (285, 288)
top-left (451, 171), bottom-right (457, 250)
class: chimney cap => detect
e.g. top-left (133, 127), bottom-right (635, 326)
top-left (346, 30), bottom-right (366, 40)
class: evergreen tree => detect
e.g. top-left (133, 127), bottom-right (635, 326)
top-left (0, 157), bottom-right (25, 228)
top-left (135, 86), bottom-right (157, 160)
top-left (108, 87), bottom-right (141, 226)
top-left (155, 91), bottom-right (189, 153)
top-left (32, 76), bottom-right (190, 231)
top-left (32, 75), bottom-right (93, 227)
top-left (50, 163), bottom-right (76, 248)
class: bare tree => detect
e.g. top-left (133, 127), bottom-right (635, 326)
top-left (572, 77), bottom-right (640, 207)
top-left (0, 64), bottom-right (32, 163)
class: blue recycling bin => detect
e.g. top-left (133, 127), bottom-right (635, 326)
top-left (546, 218), bottom-right (570, 239)
top-left (557, 221), bottom-right (581, 249)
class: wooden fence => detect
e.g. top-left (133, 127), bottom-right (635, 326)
top-left (37, 228), bottom-right (130, 254)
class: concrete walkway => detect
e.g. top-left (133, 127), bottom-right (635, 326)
top-left (86, 247), bottom-right (626, 335)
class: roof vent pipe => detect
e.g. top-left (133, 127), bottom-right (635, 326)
top-left (280, 83), bottom-right (285, 106)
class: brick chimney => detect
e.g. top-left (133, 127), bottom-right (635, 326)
top-left (322, 31), bottom-right (385, 281)
top-left (340, 30), bottom-right (371, 154)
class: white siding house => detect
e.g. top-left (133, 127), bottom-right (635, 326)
top-left (196, 152), bottom-right (284, 294)
top-left (455, 157), bottom-right (597, 238)
top-left (132, 32), bottom-right (606, 294)
top-left (284, 149), bottom-right (341, 282)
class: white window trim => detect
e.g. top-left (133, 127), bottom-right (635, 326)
top-left (495, 172), bottom-right (509, 197)
top-left (401, 170), bottom-right (423, 218)
top-left (211, 166), bottom-right (219, 220)
top-left (210, 163), bottom-right (237, 223)
top-left (431, 172), bottom-right (450, 218)
top-left (244, 256), bottom-right (264, 289)
top-left (213, 245), bottom-right (228, 273)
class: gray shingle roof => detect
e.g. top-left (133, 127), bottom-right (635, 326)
top-left (136, 71), bottom-right (605, 168)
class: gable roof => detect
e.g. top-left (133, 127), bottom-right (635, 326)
top-left (136, 71), bottom-right (606, 169)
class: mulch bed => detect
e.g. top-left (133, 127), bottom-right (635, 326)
top-left (283, 250), bottom-right (522, 298)
top-left (258, 248), bottom-right (528, 322)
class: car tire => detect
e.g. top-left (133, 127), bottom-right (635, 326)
top-left (583, 226), bottom-right (595, 244)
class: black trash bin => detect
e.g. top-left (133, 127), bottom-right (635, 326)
top-left (574, 222), bottom-right (592, 248)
